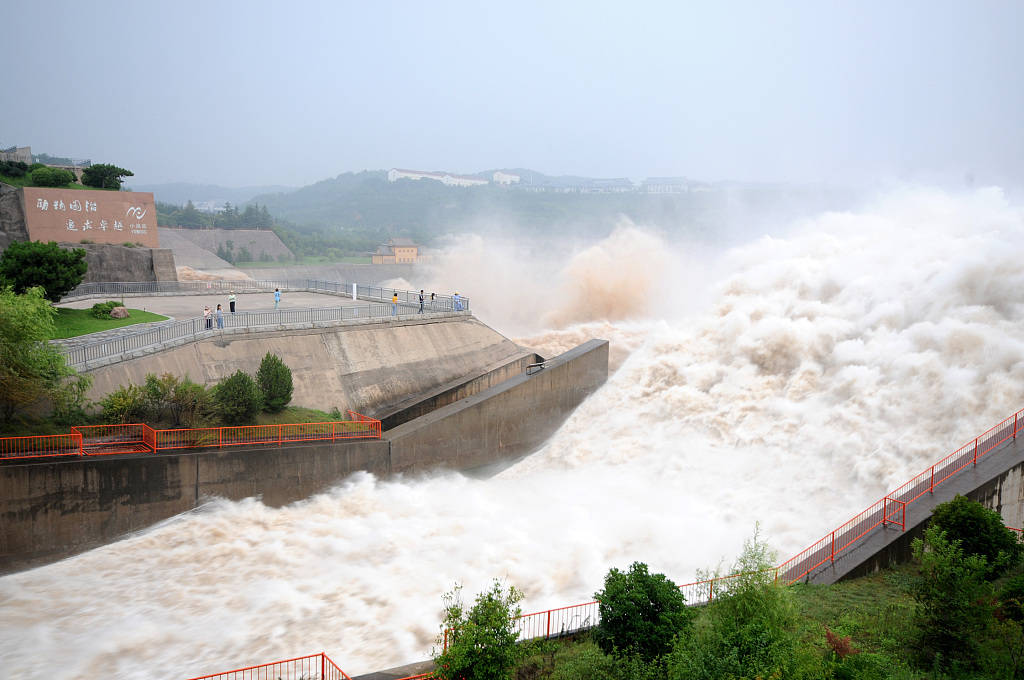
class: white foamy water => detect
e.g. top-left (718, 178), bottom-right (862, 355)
top-left (3, 188), bottom-right (1024, 679)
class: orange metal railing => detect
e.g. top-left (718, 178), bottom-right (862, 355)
top-left (0, 433), bottom-right (82, 460)
top-left (182, 652), bottom-right (352, 680)
top-left (1, 413), bottom-right (382, 462)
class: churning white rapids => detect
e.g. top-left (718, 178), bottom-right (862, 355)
top-left (3, 187), bottom-right (1024, 679)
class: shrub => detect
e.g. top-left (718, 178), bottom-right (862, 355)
top-left (213, 370), bottom-right (262, 424)
top-left (0, 286), bottom-right (79, 424)
top-left (30, 166), bottom-right (75, 186)
top-left (930, 494), bottom-right (1020, 576)
top-left (907, 525), bottom-right (993, 671)
top-left (143, 373), bottom-right (179, 422)
top-left (433, 581), bottom-right (523, 680)
top-left (50, 374), bottom-right (93, 426)
top-left (0, 240), bottom-right (88, 302)
top-left (0, 160), bottom-right (27, 177)
top-left (256, 352), bottom-right (293, 412)
top-left (99, 384), bottom-right (149, 423)
top-left (593, 561), bottom-right (692, 662)
top-left (999, 574), bottom-right (1024, 623)
top-left (169, 377), bottom-right (211, 427)
top-left (90, 300), bottom-right (122, 319)
top-left (667, 528), bottom-right (811, 680)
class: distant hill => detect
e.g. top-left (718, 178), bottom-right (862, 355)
top-left (128, 182), bottom-right (295, 209)
top-left (251, 170), bottom-right (862, 244)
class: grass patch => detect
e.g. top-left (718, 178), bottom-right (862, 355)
top-left (253, 405), bottom-right (343, 425)
top-left (52, 307), bottom-right (169, 339)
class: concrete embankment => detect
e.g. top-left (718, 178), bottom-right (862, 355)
top-left (83, 316), bottom-right (524, 417)
top-left (0, 339), bottom-right (609, 573)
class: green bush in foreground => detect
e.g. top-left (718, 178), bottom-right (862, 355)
top-left (930, 494), bottom-right (1021, 576)
top-left (908, 525), bottom-right (993, 672)
top-left (433, 581), bottom-right (523, 680)
top-left (593, 561), bottom-right (692, 662)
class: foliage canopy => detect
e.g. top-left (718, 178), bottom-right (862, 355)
top-left (930, 494), bottom-right (1020, 576)
top-left (593, 561), bottom-right (692, 662)
top-left (0, 240), bottom-right (87, 302)
top-left (433, 581), bottom-right (524, 680)
top-left (0, 286), bottom-right (89, 425)
top-left (81, 163), bottom-right (134, 190)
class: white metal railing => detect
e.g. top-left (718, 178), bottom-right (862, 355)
top-left (59, 279), bottom-right (470, 368)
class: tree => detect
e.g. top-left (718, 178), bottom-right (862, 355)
top-left (81, 163), bottom-right (133, 190)
top-left (593, 562), bottom-right (692, 662)
top-left (0, 240), bottom-right (88, 302)
top-left (213, 370), bottom-right (262, 424)
top-left (667, 528), bottom-right (811, 680)
top-left (433, 581), bottom-right (524, 680)
top-left (256, 353), bottom-right (293, 412)
top-left (0, 286), bottom-right (86, 425)
top-left (907, 525), bottom-right (993, 671)
top-left (930, 494), bottom-right (1020, 576)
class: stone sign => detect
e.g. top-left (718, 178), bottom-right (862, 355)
top-left (21, 187), bottom-right (159, 248)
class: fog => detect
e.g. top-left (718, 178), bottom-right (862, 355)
top-left (5, 2), bottom-right (1024, 189)
top-left (3, 186), bottom-right (1023, 678)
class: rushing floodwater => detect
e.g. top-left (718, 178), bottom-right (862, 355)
top-left (2, 187), bottom-right (1024, 679)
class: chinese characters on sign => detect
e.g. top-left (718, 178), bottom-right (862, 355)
top-left (21, 188), bottom-right (159, 248)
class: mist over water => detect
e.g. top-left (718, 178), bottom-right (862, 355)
top-left (3, 188), bottom-right (1024, 679)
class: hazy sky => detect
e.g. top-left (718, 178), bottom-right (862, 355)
top-left (4, 1), bottom-right (1023, 189)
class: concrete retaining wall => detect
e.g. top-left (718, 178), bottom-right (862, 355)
top-left (0, 441), bottom-right (390, 572)
top-left (1, 339), bottom-right (608, 574)
top-left (376, 351), bottom-right (542, 429)
top-left (83, 316), bottom-right (524, 416)
top-left (387, 339), bottom-right (609, 473)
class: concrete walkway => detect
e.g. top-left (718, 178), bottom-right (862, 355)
top-left (58, 290), bottom-right (367, 318)
top-left (806, 431), bottom-right (1024, 584)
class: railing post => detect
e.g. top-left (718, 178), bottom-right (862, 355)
top-left (219, 427), bottom-right (223, 448)
top-left (930, 465), bottom-right (934, 493)
top-left (546, 610), bottom-right (551, 639)
top-left (973, 437), bottom-right (978, 465)
top-left (708, 580), bottom-right (713, 603)
top-left (278, 424), bottom-right (283, 446)
top-left (1015, 413), bottom-right (1019, 439)
top-left (830, 531), bottom-right (835, 563)
top-left (321, 653), bottom-right (325, 680)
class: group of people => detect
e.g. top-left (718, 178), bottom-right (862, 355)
top-left (202, 289), bottom-right (282, 329)
top-left (390, 290), bottom-right (464, 315)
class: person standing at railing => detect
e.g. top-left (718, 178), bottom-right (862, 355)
top-left (203, 305), bottom-right (212, 330)
top-left (418, 289), bottom-right (425, 314)
top-left (274, 288), bottom-right (281, 309)
top-left (430, 292), bottom-right (436, 310)
top-left (453, 292), bottom-right (462, 311)
top-left (216, 304), bottom-right (224, 329)
top-left (228, 291), bottom-right (237, 314)
top-left (391, 292), bottom-right (398, 316)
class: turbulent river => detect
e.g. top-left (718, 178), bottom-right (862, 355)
top-left (3, 187), bottom-right (1024, 679)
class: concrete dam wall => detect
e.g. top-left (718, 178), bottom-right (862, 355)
top-left (83, 316), bottom-right (526, 416)
top-left (0, 339), bottom-right (609, 573)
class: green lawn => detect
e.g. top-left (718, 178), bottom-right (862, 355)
top-left (52, 307), bottom-right (169, 339)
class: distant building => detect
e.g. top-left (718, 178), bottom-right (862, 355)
top-left (387, 168), bottom-right (489, 187)
top-left (641, 177), bottom-right (692, 194)
top-left (0, 145), bottom-right (32, 164)
top-left (372, 237), bottom-right (421, 264)
top-left (492, 171), bottom-right (520, 185)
